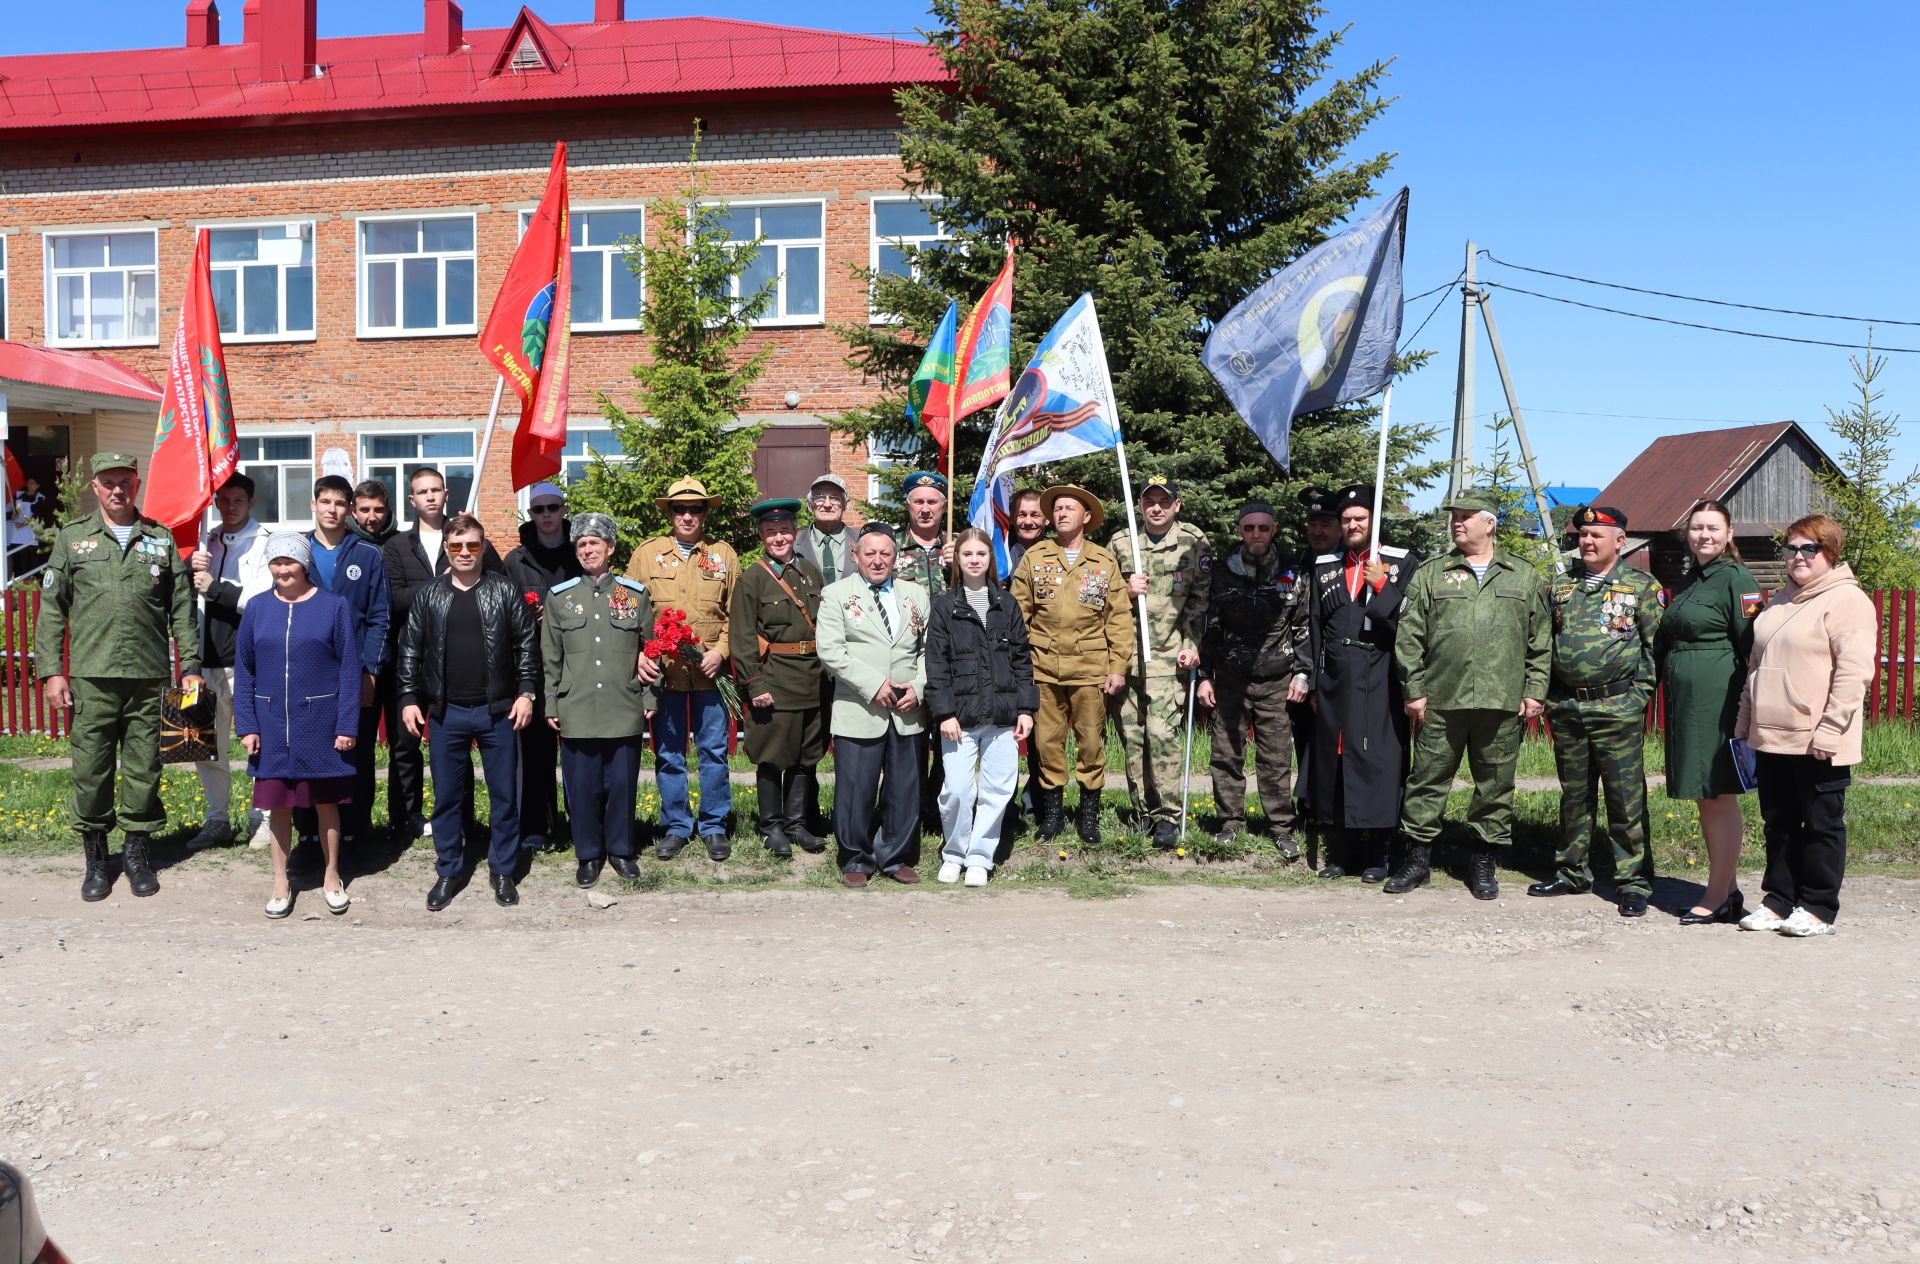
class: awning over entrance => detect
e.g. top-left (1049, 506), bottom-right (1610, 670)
top-left (0, 340), bottom-right (162, 413)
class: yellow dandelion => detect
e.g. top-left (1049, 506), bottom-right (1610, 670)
top-left (1175, 847), bottom-right (1187, 858)
top-left (1057, 849), bottom-right (1068, 860)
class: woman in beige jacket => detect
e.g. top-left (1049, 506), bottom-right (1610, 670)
top-left (1733, 514), bottom-right (1876, 936)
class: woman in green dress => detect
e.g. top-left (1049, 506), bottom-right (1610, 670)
top-left (1655, 500), bottom-right (1761, 924)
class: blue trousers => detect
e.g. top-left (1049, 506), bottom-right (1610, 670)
top-left (561, 735), bottom-right (642, 861)
top-left (428, 703), bottom-right (520, 878)
top-left (651, 689), bottom-right (732, 837)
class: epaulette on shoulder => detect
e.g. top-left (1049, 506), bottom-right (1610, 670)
top-left (1380, 545), bottom-right (1410, 558)
top-left (550, 577), bottom-right (583, 594)
top-left (614, 576), bottom-right (646, 594)
top-left (1315, 553), bottom-right (1341, 564)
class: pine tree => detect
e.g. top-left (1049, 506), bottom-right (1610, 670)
top-left (1816, 333), bottom-right (1920, 589)
top-left (837, 0), bottom-right (1445, 546)
top-left (567, 133), bottom-right (772, 563)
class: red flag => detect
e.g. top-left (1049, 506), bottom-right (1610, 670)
top-left (951, 246), bottom-right (1014, 424)
top-left (3, 446), bottom-right (22, 498)
top-left (145, 229), bottom-right (238, 553)
top-left (482, 141), bottom-right (574, 489)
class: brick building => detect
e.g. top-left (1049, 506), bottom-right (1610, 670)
top-left (0, 0), bottom-right (950, 538)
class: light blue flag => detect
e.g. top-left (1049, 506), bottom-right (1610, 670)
top-left (1203, 187), bottom-right (1408, 469)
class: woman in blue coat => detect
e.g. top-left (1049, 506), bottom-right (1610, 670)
top-left (234, 532), bottom-right (361, 919)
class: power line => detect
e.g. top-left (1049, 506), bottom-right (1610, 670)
top-left (1402, 280), bottom-right (1458, 346)
top-left (1482, 250), bottom-right (1920, 328)
top-left (1479, 280), bottom-right (1920, 354)
top-left (1403, 274), bottom-right (1462, 306)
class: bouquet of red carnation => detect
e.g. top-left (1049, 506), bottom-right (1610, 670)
top-left (643, 607), bottom-right (740, 722)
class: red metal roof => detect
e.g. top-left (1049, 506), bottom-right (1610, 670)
top-left (0, 340), bottom-right (164, 405)
top-left (0, 13), bottom-right (948, 133)
top-left (1594, 421), bottom-right (1798, 533)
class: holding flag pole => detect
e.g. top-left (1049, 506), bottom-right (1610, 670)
top-left (1085, 299), bottom-right (1151, 667)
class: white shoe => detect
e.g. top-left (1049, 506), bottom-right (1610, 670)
top-left (264, 891), bottom-right (293, 919)
top-left (1778, 907), bottom-right (1835, 937)
top-left (324, 887), bottom-right (351, 916)
top-left (937, 861), bottom-right (962, 884)
top-left (248, 816), bottom-right (274, 850)
top-left (964, 865), bottom-right (989, 888)
top-left (1738, 906), bottom-right (1788, 932)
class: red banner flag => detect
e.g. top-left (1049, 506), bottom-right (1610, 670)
top-left (145, 228), bottom-right (238, 552)
top-left (951, 246), bottom-right (1015, 424)
top-left (481, 141), bottom-right (574, 489)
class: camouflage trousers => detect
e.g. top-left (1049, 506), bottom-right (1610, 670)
top-left (1206, 673), bottom-right (1296, 834)
top-left (1400, 708), bottom-right (1522, 848)
top-left (1547, 690), bottom-right (1654, 895)
top-left (1109, 672), bottom-right (1195, 826)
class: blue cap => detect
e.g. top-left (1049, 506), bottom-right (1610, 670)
top-left (901, 471), bottom-right (948, 495)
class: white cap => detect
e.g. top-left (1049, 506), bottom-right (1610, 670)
top-left (526, 481), bottom-right (566, 506)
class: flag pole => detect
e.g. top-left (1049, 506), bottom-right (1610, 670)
top-left (468, 375), bottom-right (507, 514)
top-left (1088, 298), bottom-right (1150, 666)
top-left (1367, 384), bottom-right (1394, 563)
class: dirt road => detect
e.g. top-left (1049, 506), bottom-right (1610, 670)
top-left (4, 855), bottom-right (1918, 1262)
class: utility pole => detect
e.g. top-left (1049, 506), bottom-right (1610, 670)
top-left (1449, 240), bottom-right (1477, 498)
top-left (1478, 292), bottom-right (1562, 571)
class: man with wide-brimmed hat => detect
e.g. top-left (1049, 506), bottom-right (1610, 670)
top-left (1010, 484), bottom-right (1135, 846)
top-left (626, 476), bottom-right (739, 860)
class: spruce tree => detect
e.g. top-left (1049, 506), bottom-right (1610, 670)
top-left (1816, 333), bottom-right (1920, 589)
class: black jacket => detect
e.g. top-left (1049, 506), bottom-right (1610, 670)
top-left (924, 585), bottom-right (1039, 729)
top-left (382, 524), bottom-right (505, 631)
top-left (505, 519), bottom-right (584, 617)
top-left (1199, 547), bottom-right (1311, 682)
top-left (397, 571), bottom-right (540, 720)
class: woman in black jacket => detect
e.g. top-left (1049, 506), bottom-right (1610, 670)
top-left (924, 528), bottom-right (1038, 886)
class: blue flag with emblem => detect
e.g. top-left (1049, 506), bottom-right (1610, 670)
top-left (1203, 187), bottom-right (1408, 470)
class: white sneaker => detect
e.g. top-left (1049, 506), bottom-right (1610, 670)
top-left (1739, 906), bottom-right (1788, 932)
top-left (964, 865), bottom-right (989, 887)
top-left (264, 891), bottom-right (293, 919)
top-left (248, 816), bottom-right (275, 850)
top-left (937, 861), bottom-right (963, 884)
top-left (1778, 907), bottom-right (1835, 937)
top-left (324, 887), bottom-right (351, 916)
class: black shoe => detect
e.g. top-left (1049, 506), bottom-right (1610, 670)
top-left (1074, 794), bottom-right (1102, 846)
top-left (1382, 842), bottom-right (1432, 895)
top-left (1150, 820), bottom-right (1180, 850)
top-left (703, 833), bottom-right (732, 862)
top-left (656, 834), bottom-right (690, 861)
top-left (426, 875), bottom-right (459, 911)
top-left (491, 872), bottom-right (519, 906)
top-left (755, 766), bottom-right (792, 858)
top-left (763, 830), bottom-right (793, 860)
top-left (608, 854), bottom-right (640, 881)
top-left (1679, 889), bottom-right (1745, 926)
top-left (1360, 863), bottom-right (1389, 883)
top-left (1317, 863), bottom-right (1347, 879)
top-left (122, 832), bottom-right (160, 898)
top-left (1527, 877), bottom-right (1588, 898)
top-left (1275, 833), bottom-right (1303, 862)
top-left (1035, 788), bottom-right (1066, 842)
top-left (1617, 891), bottom-right (1649, 918)
top-left (576, 857), bottom-right (604, 888)
top-left (1467, 845), bottom-right (1500, 901)
top-left (80, 831), bottom-right (113, 902)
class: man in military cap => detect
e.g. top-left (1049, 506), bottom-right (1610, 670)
top-left (1528, 505), bottom-right (1664, 916)
top-left (895, 471), bottom-right (953, 598)
top-left (793, 471), bottom-right (854, 840)
top-left (37, 452), bottom-right (203, 902)
top-left (1392, 488), bottom-right (1550, 900)
top-left (1301, 483), bottom-right (1421, 881)
top-left (729, 498), bottom-right (828, 859)
top-left (1197, 500), bottom-right (1308, 854)
top-left (1106, 475), bottom-right (1211, 847)
top-left (542, 512), bottom-right (659, 888)
top-left (626, 475), bottom-right (739, 860)
top-left (1288, 486), bottom-right (1343, 855)
top-left (1011, 485), bottom-right (1135, 845)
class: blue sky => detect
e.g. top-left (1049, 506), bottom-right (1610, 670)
top-left (15, 1), bottom-right (1920, 506)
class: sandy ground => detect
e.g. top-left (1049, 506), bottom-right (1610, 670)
top-left (3, 853), bottom-right (1918, 1263)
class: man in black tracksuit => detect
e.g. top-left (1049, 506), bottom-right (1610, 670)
top-left (503, 482), bottom-right (584, 851)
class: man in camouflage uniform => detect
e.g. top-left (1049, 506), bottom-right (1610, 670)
top-left (1197, 500), bottom-right (1309, 855)
top-left (1107, 475), bottom-right (1211, 848)
top-left (893, 470), bottom-right (951, 598)
top-left (1528, 505), bottom-right (1665, 916)
top-left (1391, 488), bottom-right (1551, 900)
top-left (37, 452), bottom-right (202, 902)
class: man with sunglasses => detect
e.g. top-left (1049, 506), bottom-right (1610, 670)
top-left (505, 481), bottom-right (584, 853)
top-left (626, 476), bottom-right (739, 860)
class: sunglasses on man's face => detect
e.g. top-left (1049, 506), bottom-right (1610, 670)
top-left (530, 503), bottom-right (563, 515)
top-left (670, 505), bottom-right (708, 517)
top-left (1783, 542), bottom-right (1822, 559)
top-left (446, 541), bottom-right (485, 555)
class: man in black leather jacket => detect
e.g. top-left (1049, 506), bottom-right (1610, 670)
top-left (398, 513), bottom-right (540, 911)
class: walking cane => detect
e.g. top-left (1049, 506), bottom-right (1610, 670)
top-left (1178, 668), bottom-right (1198, 848)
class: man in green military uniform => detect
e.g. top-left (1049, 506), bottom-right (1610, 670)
top-left (729, 498), bottom-right (828, 859)
top-left (1528, 505), bottom-right (1665, 916)
top-left (1107, 476), bottom-right (1211, 848)
top-left (1390, 488), bottom-right (1550, 900)
top-left (894, 470), bottom-right (952, 598)
top-left (37, 452), bottom-right (203, 902)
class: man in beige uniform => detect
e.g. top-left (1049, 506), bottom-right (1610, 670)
top-left (1011, 485), bottom-right (1134, 846)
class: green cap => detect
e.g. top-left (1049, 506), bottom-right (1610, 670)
top-left (90, 451), bottom-right (138, 476)
top-left (750, 497), bottom-right (803, 524)
top-left (1441, 487), bottom-right (1500, 516)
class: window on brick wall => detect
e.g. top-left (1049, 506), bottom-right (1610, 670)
top-left (208, 222), bottom-right (316, 342)
top-left (45, 230), bottom-right (159, 347)
top-left (357, 215), bottom-right (477, 337)
top-left (236, 434), bottom-right (316, 528)
top-left (520, 208), bottom-right (643, 331)
top-left (557, 427), bottom-right (632, 485)
top-left (708, 201), bottom-right (824, 327)
top-left (361, 431), bottom-right (477, 525)
top-left (869, 197), bottom-right (950, 323)
top-left (866, 433), bottom-right (923, 509)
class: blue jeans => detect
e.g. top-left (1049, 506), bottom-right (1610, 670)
top-left (428, 703), bottom-right (520, 878)
top-left (651, 689), bottom-right (732, 838)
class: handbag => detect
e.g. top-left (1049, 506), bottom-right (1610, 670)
top-left (160, 681), bottom-right (218, 764)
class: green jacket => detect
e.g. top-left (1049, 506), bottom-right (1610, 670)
top-left (1395, 547), bottom-right (1550, 711)
top-left (36, 512), bottom-right (198, 680)
top-left (1107, 520), bottom-right (1211, 677)
top-left (540, 572), bottom-right (657, 740)
top-left (728, 554), bottom-right (825, 710)
top-left (1549, 561), bottom-right (1663, 697)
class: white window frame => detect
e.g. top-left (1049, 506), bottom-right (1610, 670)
top-left (358, 430), bottom-right (479, 526)
top-left (203, 220), bottom-right (317, 344)
top-left (234, 432), bottom-right (317, 530)
top-left (868, 196), bottom-right (950, 324)
top-left (702, 198), bottom-right (827, 329)
top-left (44, 228), bottom-right (160, 349)
top-left (518, 207), bottom-right (645, 333)
top-left (865, 434), bottom-right (923, 507)
top-left (355, 213), bottom-right (478, 339)
top-left (554, 425), bottom-right (635, 486)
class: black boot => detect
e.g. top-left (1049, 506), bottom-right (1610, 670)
top-left (1467, 843), bottom-right (1500, 901)
top-left (784, 771), bottom-right (826, 853)
top-left (1382, 841), bottom-right (1431, 894)
top-left (802, 767), bottom-right (832, 838)
top-left (1036, 787), bottom-right (1066, 841)
top-left (755, 765), bottom-right (792, 859)
top-left (80, 831), bottom-right (112, 902)
top-left (1359, 830), bottom-right (1390, 883)
top-left (1075, 791), bottom-right (1102, 845)
top-left (122, 832), bottom-right (160, 898)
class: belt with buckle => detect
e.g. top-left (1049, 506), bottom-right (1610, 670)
top-left (764, 639), bottom-right (816, 656)
top-left (1561, 677), bottom-right (1637, 702)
